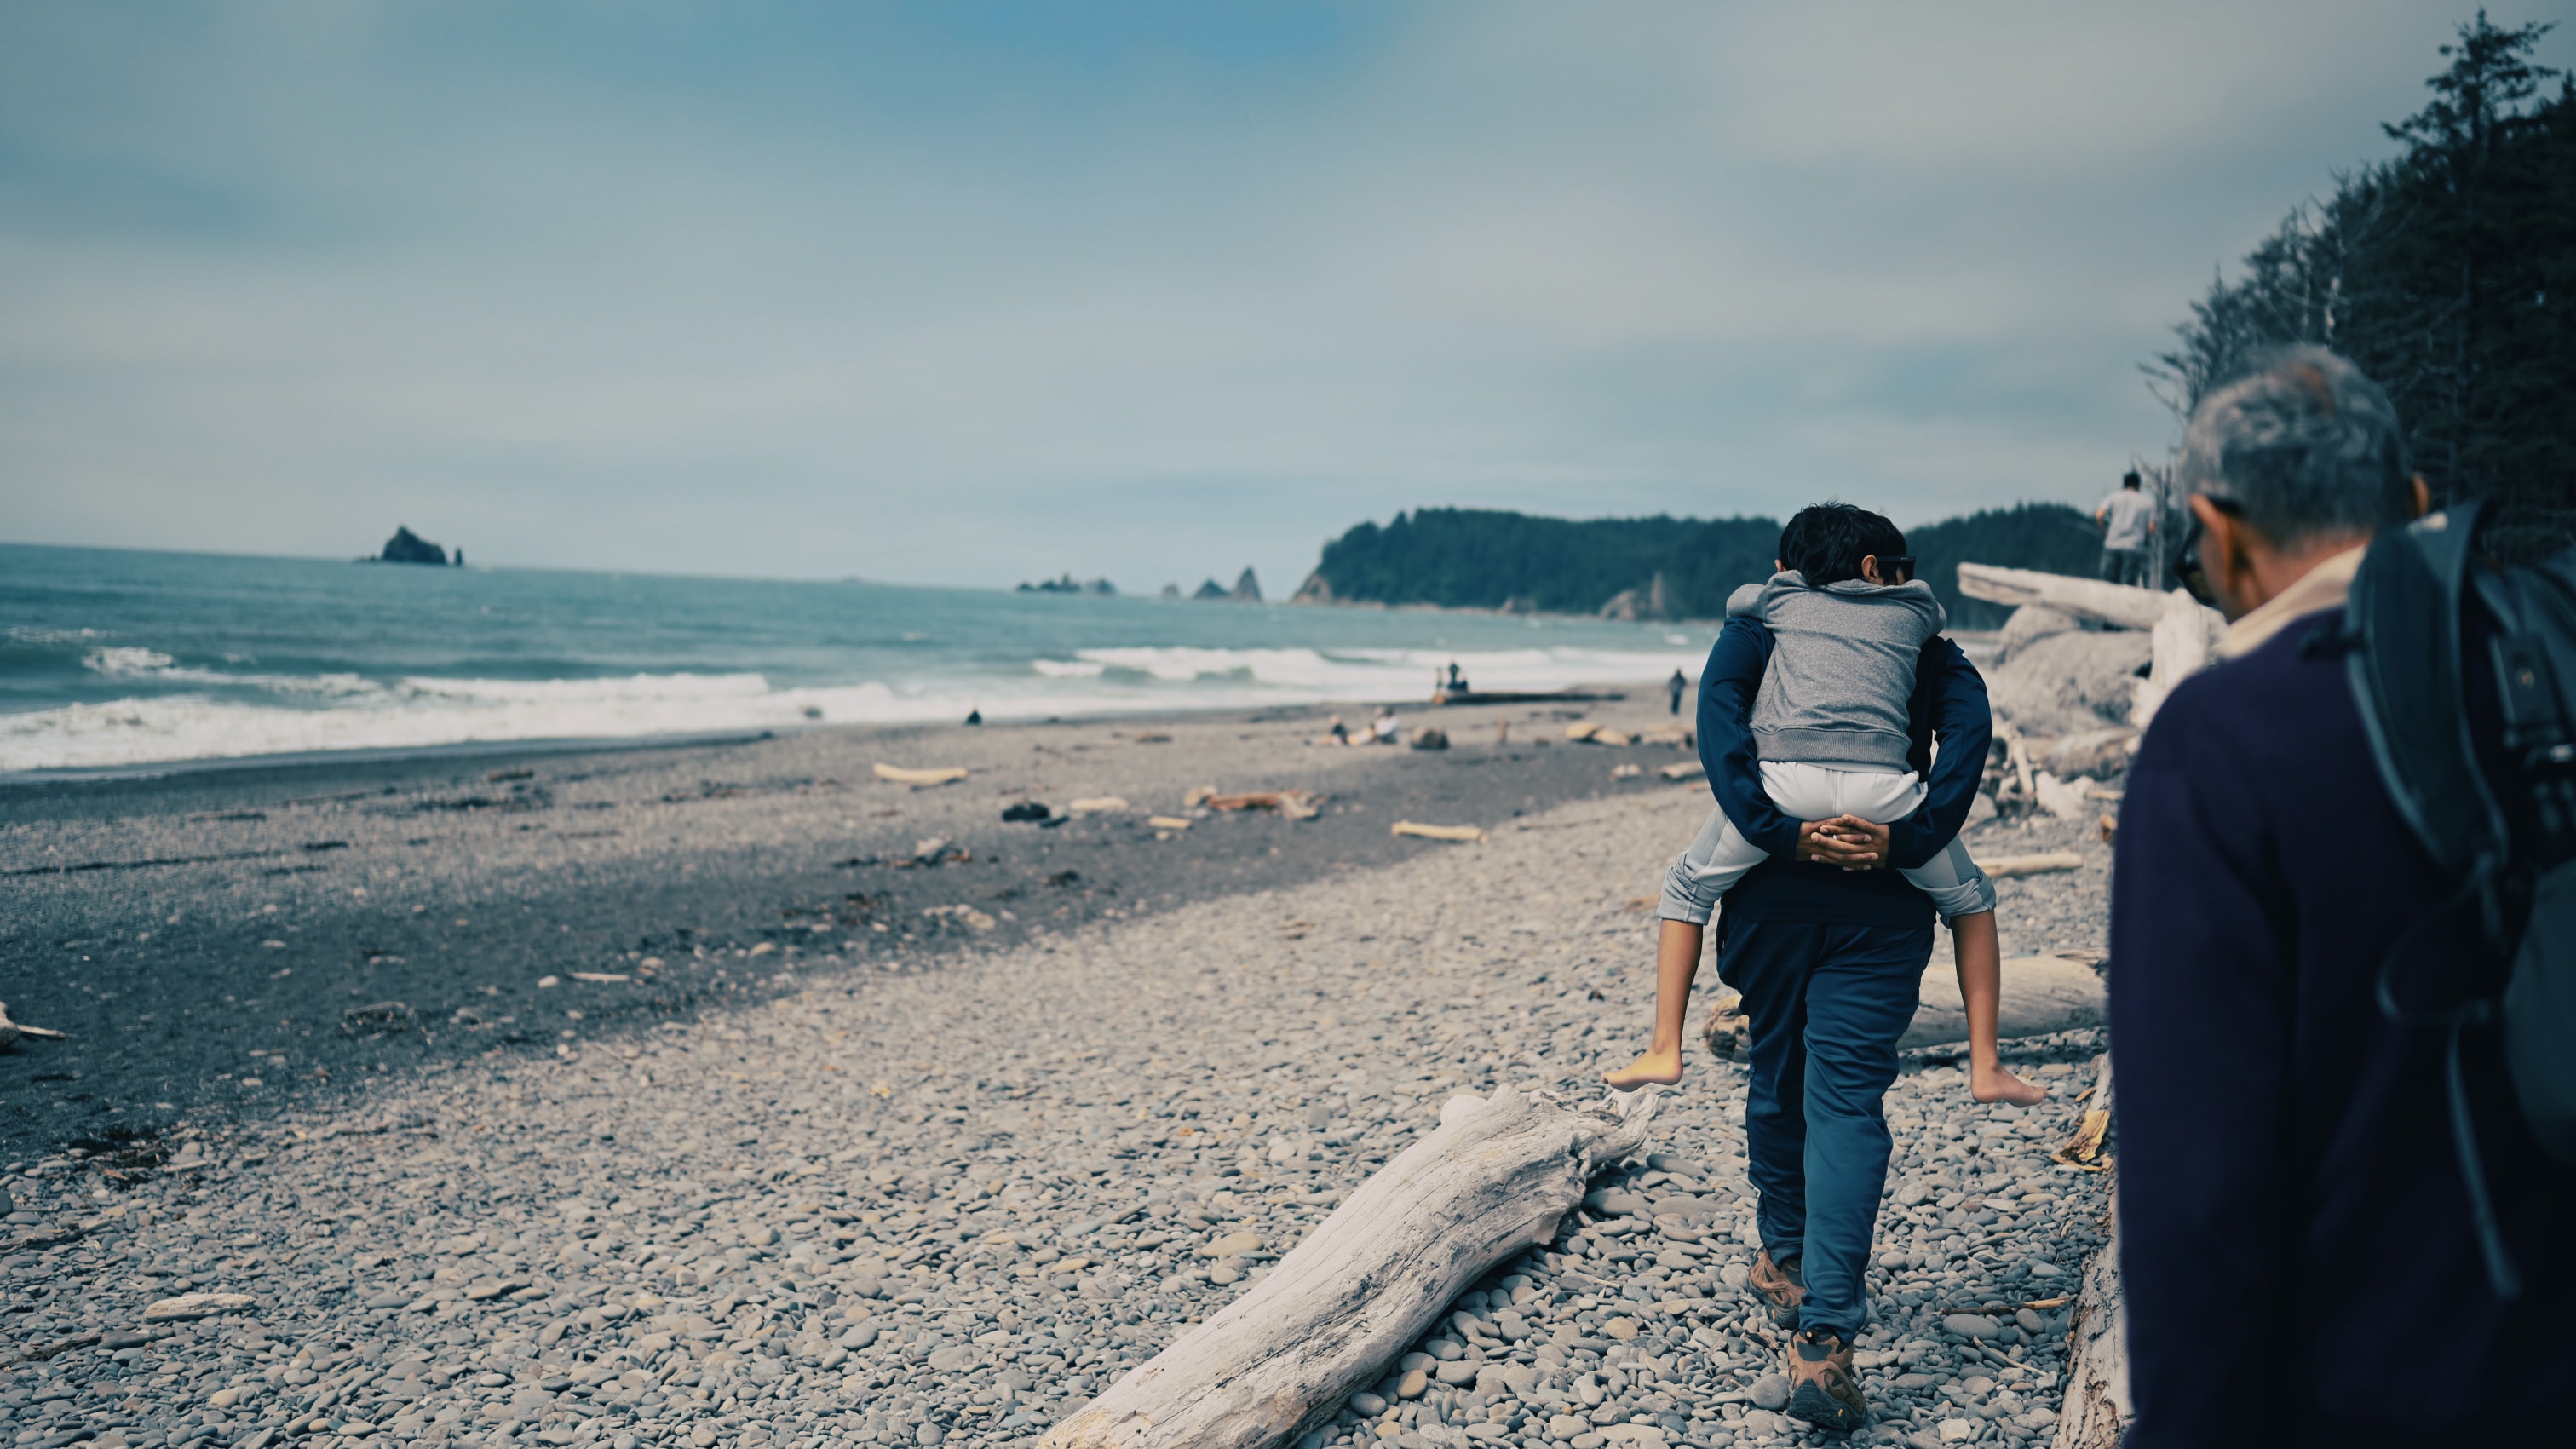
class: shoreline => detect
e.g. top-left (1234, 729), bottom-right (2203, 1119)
top-left (0, 679), bottom-right (1658, 794)
top-left (0, 693), bottom-right (1712, 1163)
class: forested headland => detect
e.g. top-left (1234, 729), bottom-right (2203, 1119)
top-left (1291, 503), bottom-right (2101, 630)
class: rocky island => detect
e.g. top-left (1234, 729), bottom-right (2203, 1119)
top-left (369, 526), bottom-right (461, 566)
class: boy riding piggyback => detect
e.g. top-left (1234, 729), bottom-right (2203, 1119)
top-left (1609, 505), bottom-right (2042, 1107)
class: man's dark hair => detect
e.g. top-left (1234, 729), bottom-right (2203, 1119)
top-left (2123, 469), bottom-right (2142, 489)
top-left (1778, 503), bottom-right (1905, 587)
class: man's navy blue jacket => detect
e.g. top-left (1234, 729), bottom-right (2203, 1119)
top-left (2111, 605), bottom-right (2573, 1444)
top-left (1693, 616), bottom-right (1992, 925)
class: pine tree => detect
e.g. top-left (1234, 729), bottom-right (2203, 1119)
top-left (2146, 12), bottom-right (2573, 557)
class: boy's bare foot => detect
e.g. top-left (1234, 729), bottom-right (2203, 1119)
top-left (1605, 1048), bottom-right (1683, 1092)
top-left (1970, 1060), bottom-right (2048, 1105)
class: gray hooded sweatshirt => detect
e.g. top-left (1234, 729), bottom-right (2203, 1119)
top-left (1727, 571), bottom-right (1947, 772)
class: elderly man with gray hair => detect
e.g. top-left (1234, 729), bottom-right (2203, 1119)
top-left (2109, 345), bottom-right (2573, 1445)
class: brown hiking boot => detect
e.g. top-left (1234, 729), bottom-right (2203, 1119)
top-left (1785, 1327), bottom-right (1868, 1434)
top-left (1747, 1248), bottom-right (1806, 1329)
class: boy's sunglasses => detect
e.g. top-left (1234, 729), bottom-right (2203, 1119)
top-left (2171, 496), bottom-right (2242, 607)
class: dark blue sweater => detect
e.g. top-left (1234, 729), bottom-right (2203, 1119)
top-left (1693, 616), bottom-right (1993, 925)
top-left (2110, 607), bottom-right (2574, 1445)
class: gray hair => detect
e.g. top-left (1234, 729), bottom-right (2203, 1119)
top-left (2178, 345), bottom-right (2413, 545)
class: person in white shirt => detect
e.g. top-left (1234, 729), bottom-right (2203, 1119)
top-left (2095, 470), bottom-right (2159, 588)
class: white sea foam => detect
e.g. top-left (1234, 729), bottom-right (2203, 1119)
top-left (83, 647), bottom-right (177, 675)
top-left (1, 641), bottom-right (1705, 773)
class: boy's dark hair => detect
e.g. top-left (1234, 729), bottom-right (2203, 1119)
top-left (2123, 469), bottom-right (2142, 489)
top-left (1778, 503), bottom-right (1907, 587)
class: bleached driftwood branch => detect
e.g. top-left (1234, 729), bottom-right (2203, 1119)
top-left (1957, 564), bottom-right (2168, 631)
top-left (1039, 1085), bottom-right (1657, 1449)
top-left (2129, 590), bottom-right (2228, 736)
top-left (0, 1001), bottom-right (66, 1049)
top-left (2052, 1056), bottom-right (2131, 1449)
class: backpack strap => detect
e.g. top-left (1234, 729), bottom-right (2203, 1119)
top-left (2347, 502), bottom-right (2550, 1302)
top-left (2345, 502), bottom-right (2514, 894)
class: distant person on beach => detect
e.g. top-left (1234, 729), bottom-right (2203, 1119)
top-left (2095, 469), bottom-right (2157, 587)
top-left (1370, 707), bottom-right (1400, 745)
top-left (2110, 347), bottom-right (2574, 1443)
top-left (1320, 714), bottom-right (1350, 746)
top-left (1606, 502), bottom-right (2021, 1434)
top-left (963, 706), bottom-right (982, 726)
top-left (1445, 660), bottom-right (1469, 693)
top-left (1668, 668), bottom-right (1688, 715)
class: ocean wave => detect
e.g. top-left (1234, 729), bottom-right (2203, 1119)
top-left (1068, 644), bottom-right (1695, 693)
top-left (0, 641), bottom-right (1706, 773)
top-left (0, 675), bottom-right (1219, 772)
top-left (402, 672), bottom-right (776, 703)
top-left (83, 647), bottom-right (176, 675)
top-left (6, 625), bottom-right (104, 648)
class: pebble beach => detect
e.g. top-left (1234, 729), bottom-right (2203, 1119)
top-left (3, 715), bottom-right (2119, 1449)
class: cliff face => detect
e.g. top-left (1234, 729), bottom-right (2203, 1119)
top-left (377, 526), bottom-right (450, 566)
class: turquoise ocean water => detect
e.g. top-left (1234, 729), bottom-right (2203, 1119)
top-left (0, 544), bottom-right (1709, 773)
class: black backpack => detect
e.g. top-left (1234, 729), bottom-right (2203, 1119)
top-left (2344, 499), bottom-right (2576, 1301)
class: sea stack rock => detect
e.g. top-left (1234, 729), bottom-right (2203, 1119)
top-left (1229, 567), bottom-right (1262, 603)
top-left (1290, 572), bottom-right (1335, 604)
top-left (1191, 578), bottom-right (1228, 601)
top-left (377, 526), bottom-right (450, 566)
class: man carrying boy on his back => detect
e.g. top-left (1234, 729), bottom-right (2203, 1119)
top-left (1618, 504), bottom-right (2002, 1433)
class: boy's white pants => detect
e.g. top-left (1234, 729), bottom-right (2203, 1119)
top-left (1658, 761), bottom-right (1997, 923)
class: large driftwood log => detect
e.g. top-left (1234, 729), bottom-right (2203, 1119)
top-left (2052, 1056), bottom-right (2130, 1448)
top-left (1900, 954), bottom-right (2107, 1049)
top-left (1958, 563), bottom-right (2168, 631)
top-left (1039, 1086), bottom-right (1657, 1449)
top-left (2129, 589), bottom-right (2228, 735)
top-left (2052, 1198), bottom-right (2131, 1447)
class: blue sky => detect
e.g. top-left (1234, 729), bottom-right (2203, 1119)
top-left (4, 2), bottom-right (2569, 593)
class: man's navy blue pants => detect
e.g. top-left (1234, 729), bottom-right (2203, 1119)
top-left (1719, 917), bottom-right (1933, 1340)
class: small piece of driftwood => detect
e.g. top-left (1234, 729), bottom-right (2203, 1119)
top-left (1040, 1085), bottom-right (1655, 1449)
top-left (0, 1001), bottom-right (66, 1049)
top-left (1391, 821), bottom-right (1485, 843)
top-left (874, 762), bottom-right (969, 787)
top-left (1199, 791), bottom-right (1325, 820)
top-left (1973, 852), bottom-right (2085, 878)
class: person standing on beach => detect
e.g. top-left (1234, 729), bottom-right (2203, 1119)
top-left (2095, 469), bottom-right (2157, 587)
top-left (1668, 668), bottom-right (1688, 715)
top-left (1609, 527), bottom-right (2003, 1434)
